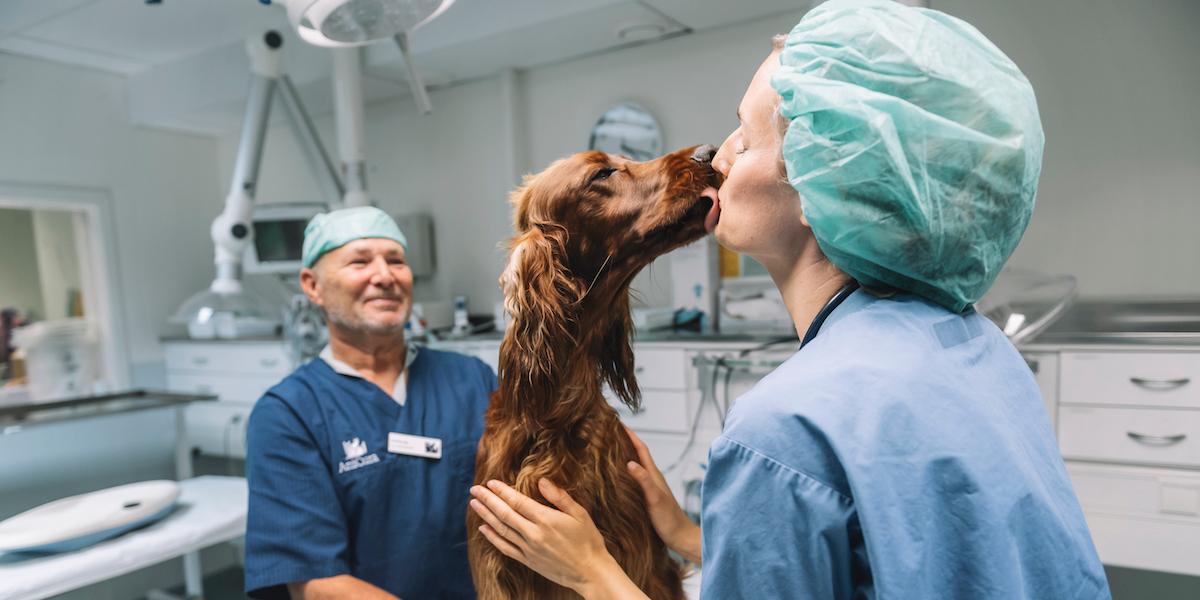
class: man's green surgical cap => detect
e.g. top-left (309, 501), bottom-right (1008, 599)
top-left (302, 206), bottom-right (408, 268)
top-left (773, 0), bottom-right (1045, 313)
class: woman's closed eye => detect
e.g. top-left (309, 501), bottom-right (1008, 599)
top-left (589, 168), bottom-right (618, 184)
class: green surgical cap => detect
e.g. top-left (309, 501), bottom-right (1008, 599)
top-left (302, 206), bottom-right (408, 268)
top-left (773, 0), bottom-right (1044, 313)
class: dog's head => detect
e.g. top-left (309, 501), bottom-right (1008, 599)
top-left (498, 145), bottom-right (720, 421)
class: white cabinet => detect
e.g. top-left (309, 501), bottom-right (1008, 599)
top-left (1021, 351), bottom-right (1059, 430)
top-left (432, 337), bottom-right (759, 505)
top-left (1067, 462), bottom-right (1200, 576)
top-left (1049, 348), bottom-right (1200, 577)
top-left (1060, 352), bottom-right (1200, 409)
top-left (163, 339), bottom-right (294, 459)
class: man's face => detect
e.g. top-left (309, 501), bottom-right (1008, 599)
top-left (301, 238), bottom-right (413, 337)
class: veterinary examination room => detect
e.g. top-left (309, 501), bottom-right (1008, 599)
top-left (2, 0), bottom-right (1200, 598)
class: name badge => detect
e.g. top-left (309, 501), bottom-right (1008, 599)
top-left (387, 432), bottom-right (443, 460)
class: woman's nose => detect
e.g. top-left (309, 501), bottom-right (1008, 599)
top-left (712, 143), bottom-right (732, 176)
top-left (691, 144), bottom-right (718, 164)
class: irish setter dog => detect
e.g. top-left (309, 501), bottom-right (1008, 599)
top-left (469, 145), bottom-right (720, 599)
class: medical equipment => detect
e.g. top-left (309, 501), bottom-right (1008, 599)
top-left (632, 307), bottom-right (677, 331)
top-left (0, 390), bottom-right (218, 599)
top-left (280, 0), bottom-right (453, 114)
top-left (11, 319), bottom-right (97, 401)
top-left (244, 202), bottom-right (329, 274)
top-left (773, 0), bottom-right (1044, 313)
top-left (177, 0), bottom-right (452, 339)
top-left (670, 237), bottom-right (719, 331)
top-left (0, 480), bottom-right (179, 554)
top-left (0, 476), bottom-right (246, 600)
top-left (976, 268), bottom-right (1078, 345)
top-left (174, 30), bottom-right (339, 339)
top-left (718, 277), bottom-right (792, 335)
top-left (392, 212), bottom-right (435, 278)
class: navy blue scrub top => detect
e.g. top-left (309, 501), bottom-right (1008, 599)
top-left (244, 348), bottom-right (496, 599)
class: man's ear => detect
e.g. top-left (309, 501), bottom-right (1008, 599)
top-left (299, 267), bottom-right (322, 307)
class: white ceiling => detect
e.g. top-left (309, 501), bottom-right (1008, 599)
top-left (0, 0), bottom-right (804, 134)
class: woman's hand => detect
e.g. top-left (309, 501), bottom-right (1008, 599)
top-left (469, 478), bottom-right (648, 599)
top-left (624, 427), bottom-right (702, 564)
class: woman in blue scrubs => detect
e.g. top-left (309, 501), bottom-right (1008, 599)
top-left (244, 207), bottom-right (495, 599)
top-left (468, 1), bottom-right (1110, 598)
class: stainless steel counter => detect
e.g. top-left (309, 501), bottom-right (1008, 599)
top-left (1026, 300), bottom-right (1200, 347)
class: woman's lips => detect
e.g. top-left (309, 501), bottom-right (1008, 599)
top-left (702, 187), bottom-right (720, 233)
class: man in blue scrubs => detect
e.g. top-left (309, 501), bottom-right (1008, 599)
top-left (465, 2), bottom-right (1110, 598)
top-left (244, 207), bottom-right (495, 599)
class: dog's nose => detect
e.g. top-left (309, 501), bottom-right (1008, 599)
top-left (691, 144), bottom-right (718, 164)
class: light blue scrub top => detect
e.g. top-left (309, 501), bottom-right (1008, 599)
top-left (700, 290), bottom-right (1110, 599)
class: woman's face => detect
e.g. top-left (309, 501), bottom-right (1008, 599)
top-left (710, 50), bottom-right (809, 266)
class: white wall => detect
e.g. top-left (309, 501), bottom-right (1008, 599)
top-left (0, 50), bottom-right (230, 597)
top-left (0, 52), bottom-right (221, 375)
top-left (0, 208), bottom-right (46, 316)
top-left (220, 11), bottom-right (809, 311)
top-left (222, 0), bottom-right (1200, 307)
top-left (937, 0), bottom-right (1200, 298)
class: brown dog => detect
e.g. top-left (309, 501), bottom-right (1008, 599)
top-left (468, 145), bottom-right (720, 599)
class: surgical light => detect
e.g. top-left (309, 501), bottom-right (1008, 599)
top-left (284, 0), bottom-right (454, 47)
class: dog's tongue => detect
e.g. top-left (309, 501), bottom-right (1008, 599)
top-left (701, 187), bottom-right (720, 233)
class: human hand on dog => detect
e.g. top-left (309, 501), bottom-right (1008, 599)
top-left (625, 427), bottom-right (703, 564)
top-left (470, 478), bottom-right (650, 600)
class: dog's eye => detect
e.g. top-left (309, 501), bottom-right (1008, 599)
top-left (589, 168), bottom-right (617, 184)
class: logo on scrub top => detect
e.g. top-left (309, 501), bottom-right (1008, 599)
top-left (342, 437), bottom-right (368, 459)
top-left (338, 437), bottom-right (380, 474)
top-left (425, 441), bottom-right (440, 454)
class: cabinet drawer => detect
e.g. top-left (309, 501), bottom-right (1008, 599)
top-left (1067, 462), bottom-right (1200, 576)
top-left (608, 390), bottom-right (690, 434)
top-left (634, 348), bottom-right (688, 390)
top-left (164, 343), bottom-right (291, 377)
top-left (1060, 352), bottom-right (1200, 409)
top-left (167, 372), bottom-right (283, 403)
top-left (1059, 405), bottom-right (1200, 467)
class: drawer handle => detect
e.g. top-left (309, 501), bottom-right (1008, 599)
top-left (635, 366), bottom-right (645, 374)
top-left (261, 358), bottom-right (279, 367)
top-left (191, 357), bottom-right (209, 366)
top-left (1126, 431), bottom-right (1188, 446)
top-left (1129, 377), bottom-right (1190, 391)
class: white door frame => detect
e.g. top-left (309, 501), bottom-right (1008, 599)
top-left (0, 182), bottom-right (131, 390)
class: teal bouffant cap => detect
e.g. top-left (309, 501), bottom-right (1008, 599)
top-left (301, 206), bottom-right (408, 268)
top-left (773, 0), bottom-right (1044, 313)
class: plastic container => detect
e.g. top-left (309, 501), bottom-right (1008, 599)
top-left (171, 286), bottom-right (279, 339)
top-left (10, 319), bottom-right (97, 402)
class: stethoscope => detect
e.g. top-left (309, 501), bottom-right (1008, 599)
top-left (799, 281), bottom-right (860, 350)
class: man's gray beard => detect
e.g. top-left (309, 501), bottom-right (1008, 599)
top-left (324, 305), bottom-right (407, 337)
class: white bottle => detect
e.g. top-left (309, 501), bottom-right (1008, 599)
top-left (451, 295), bottom-right (470, 337)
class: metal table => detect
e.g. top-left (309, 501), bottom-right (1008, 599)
top-left (0, 389), bottom-right (218, 599)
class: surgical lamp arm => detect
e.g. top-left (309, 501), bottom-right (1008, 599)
top-left (210, 31), bottom-right (346, 293)
top-left (211, 66), bottom-right (273, 294)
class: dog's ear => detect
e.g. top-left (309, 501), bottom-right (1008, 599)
top-left (497, 222), bottom-right (582, 426)
top-left (598, 295), bottom-right (639, 411)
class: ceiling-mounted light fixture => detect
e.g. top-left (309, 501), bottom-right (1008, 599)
top-left (277, 0), bottom-right (448, 113)
top-left (282, 0), bottom-right (454, 47)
